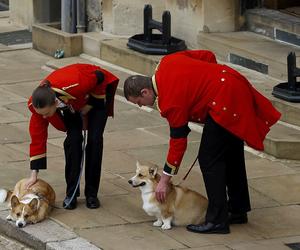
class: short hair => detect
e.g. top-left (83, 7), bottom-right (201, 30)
top-left (123, 75), bottom-right (152, 99)
top-left (32, 80), bottom-right (56, 108)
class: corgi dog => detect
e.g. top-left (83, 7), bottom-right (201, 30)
top-left (128, 162), bottom-right (208, 230)
top-left (0, 178), bottom-right (56, 228)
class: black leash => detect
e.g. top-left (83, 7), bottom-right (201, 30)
top-left (177, 156), bottom-right (198, 186)
top-left (62, 129), bottom-right (87, 209)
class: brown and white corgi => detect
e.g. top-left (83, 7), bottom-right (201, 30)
top-left (0, 178), bottom-right (56, 227)
top-left (128, 162), bottom-right (208, 230)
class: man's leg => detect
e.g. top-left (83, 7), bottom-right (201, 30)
top-left (187, 115), bottom-right (230, 234)
top-left (62, 110), bottom-right (83, 209)
top-left (225, 135), bottom-right (251, 223)
top-left (84, 107), bottom-right (107, 208)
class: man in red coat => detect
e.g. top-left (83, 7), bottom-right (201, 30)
top-left (26, 63), bottom-right (118, 210)
top-left (124, 50), bottom-right (281, 234)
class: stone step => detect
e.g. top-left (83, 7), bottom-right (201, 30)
top-left (197, 31), bottom-right (300, 81)
top-left (82, 32), bottom-right (161, 77)
top-left (246, 8), bottom-right (300, 47)
top-left (264, 121), bottom-right (300, 160)
top-left (45, 54), bottom-right (300, 160)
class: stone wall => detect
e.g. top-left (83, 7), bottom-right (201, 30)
top-left (101, 0), bottom-right (238, 48)
top-left (9, 0), bottom-right (239, 48)
top-left (87, 0), bottom-right (102, 32)
top-left (102, 0), bottom-right (165, 35)
top-left (9, 0), bottom-right (60, 31)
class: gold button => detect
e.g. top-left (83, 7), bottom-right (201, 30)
top-left (197, 118), bottom-right (201, 121)
top-left (265, 121), bottom-right (269, 125)
top-left (223, 107), bottom-right (227, 111)
top-left (233, 113), bottom-right (237, 117)
top-left (174, 161), bottom-right (178, 164)
top-left (222, 69), bottom-right (227, 73)
top-left (212, 101), bottom-right (216, 105)
top-left (221, 78), bottom-right (225, 82)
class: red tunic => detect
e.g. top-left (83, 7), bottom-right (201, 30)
top-left (152, 50), bottom-right (281, 175)
top-left (28, 63), bottom-right (119, 170)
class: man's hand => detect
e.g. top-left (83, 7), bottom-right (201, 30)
top-left (25, 170), bottom-right (38, 189)
top-left (155, 173), bottom-right (171, 203)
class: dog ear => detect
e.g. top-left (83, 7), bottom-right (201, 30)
top-left (10, 195), bottom-right (20, 208)
top-left (136, 161), bottom-right (141, 169)
top-left (149, 165), bottom-right (158, 177)
top-left (28, 198), bottom-right (38, 211)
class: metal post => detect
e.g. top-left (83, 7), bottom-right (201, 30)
top-left (144, 5), bottom-right (152, 42)
top-left (77, 0), bottom-right (86, 33)
top-left (287, 52), bottom-right (296, 90)
top-left (71, 0), bottom-right (77, 33)
top-left (162, 11), bottom-right (171, 44)
top-left (61, 0), bottom-right (72, 32)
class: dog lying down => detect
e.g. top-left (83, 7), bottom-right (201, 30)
top-left (128, 162), bottom-right (208, 230)
top-left (0, 178), bottom-right (56, 228)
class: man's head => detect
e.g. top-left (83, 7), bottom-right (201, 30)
top-left (124, 75), bottom-right (156, 107)
top-left (32, 81), bottom-right (57, 118)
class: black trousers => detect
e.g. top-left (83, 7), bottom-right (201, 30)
top-left (198, 115), bottom-right (251, 224)
top-left (62, 108), bottom-right (107, 198)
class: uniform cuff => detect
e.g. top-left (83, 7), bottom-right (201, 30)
top-left (30, 157), bottom-right (47, 170)
top-left (163, 162), bottom-right (179, 175)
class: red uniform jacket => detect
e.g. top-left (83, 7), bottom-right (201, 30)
top-left (152, 50), bottom-right (281, 175)
top-left (28, 63), bottom-right (119, 170)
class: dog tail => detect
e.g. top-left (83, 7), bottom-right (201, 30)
top-left (0, 189), bottom-right (11, 203)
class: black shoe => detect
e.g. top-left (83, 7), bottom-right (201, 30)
top-left (86, 197), bottom-right (100, 209)
top-left (229, 213), bottom-right (248, 224)
top-left (63, 196), bottom-right (77, 210)
top-left (186, 222), bottom-right (230, 234)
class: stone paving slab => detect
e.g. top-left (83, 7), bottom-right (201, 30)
top-left (0, 50), bottom-right (50, 85)
top-left (0, 144), bottom-right (27, 162)
top-left (51, 204), bottom-right (127, 229)
top-left (245, 157), bottom-right (296, 179)
top-left (248, 174), bottom-right (300, 205)
top-left (4, 102), bottom-right (30, 118)
top-left (0, 107), bottom-right (27, 124)
top-left (77, 223), bottom-right (185, 250)
top-left (1, 81), bottom-right (38, 99)
top-left (100, 194), bottom-right (153, 224)
top-left (105, 107), bottom-right (165, 133)
top-left (103, 128), bottom-right (168, 151)
top-left (249, 187), bottom-right (280, 209)
top-left (247, 205), bottom-right (300, 238)
top-left (0, 233), bottom-right (32, 250)
top-left (0, 123), bottom-right (28, 144)
top-left (46, 237), bottom-right (100, 250)
top-left (0, 87), bottom-right (27, 105)
top-left (6, 141), bottom-right (64, 159)
top-left (0, 210), bottom-right (77, 250)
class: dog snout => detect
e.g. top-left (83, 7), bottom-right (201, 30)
top-left (128, 179), bottom-right (133, 185)
top-left (17, 222), bottom-right (25, 228)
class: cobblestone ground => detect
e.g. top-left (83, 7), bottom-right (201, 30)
top-left (0, 234), bottom-right (32, 250)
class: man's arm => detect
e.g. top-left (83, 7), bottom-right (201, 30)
top-left (156, 107), bottom-right (191, 202)
top-left (25, 111), bottom-right (49, 189)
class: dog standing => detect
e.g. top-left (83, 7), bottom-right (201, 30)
top-left (0, 178), bottom-right (56, 227)
top-left (128, 162), bottom-right (208, 230)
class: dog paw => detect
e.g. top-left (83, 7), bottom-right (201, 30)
top-left (153, 220), bottom-right (163, 227)
top-left (6, 215), bottom-right (13, 221)
top-left (161, 224), bottom-right (171, 230)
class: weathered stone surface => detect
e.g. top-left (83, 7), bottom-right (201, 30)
top-left (46, 237), bottom-right (100, 250)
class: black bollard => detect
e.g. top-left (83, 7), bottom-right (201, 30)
top-left (272, 52), bottom-right (300, 102)
top-left (127, 4), bottom-right (186, 55)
